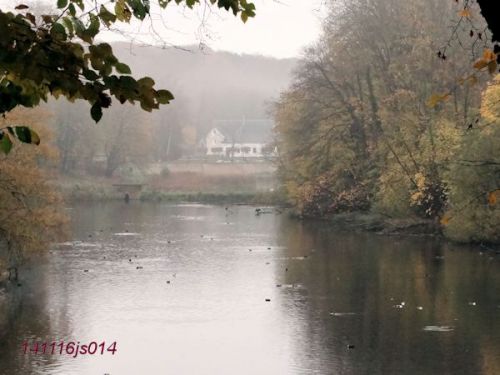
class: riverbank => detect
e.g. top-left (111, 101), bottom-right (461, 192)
top-left (52, 174), bottom-right (285, 205)
top-left (50, 175), bottom-right (497, 245)
top-left (288, 210), bottom-right (500, 249)
top-left (288, 210), bottom-right (439, 235)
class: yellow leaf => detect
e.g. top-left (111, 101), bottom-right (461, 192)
top-left (483, 48), bottom-right (496, 62)
top-left (473, 58), bottom-right (488, 70)
top-left (427, 93), bottom-right (450, 108)
top-left (440, 215), bottom-right (451, 226)
top-left (459, 9), bottom-right (471, 18)
top-left (488, 190), bottom-right (500, 206)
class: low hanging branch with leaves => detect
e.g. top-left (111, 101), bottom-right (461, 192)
top-left (0, 0), bottom-right (256, 154)
top-left (0, 126), bottom-right (40, 154)
top-left (429, 1), bottom-right (498, 109)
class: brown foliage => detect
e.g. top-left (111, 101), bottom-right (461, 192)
top-left (0, 108), bottom-right (67, 269)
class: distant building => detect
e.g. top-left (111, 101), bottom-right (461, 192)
top-left (204, 119), bottom-right (277, 159)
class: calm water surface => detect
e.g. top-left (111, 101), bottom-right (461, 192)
top-left (1, 202), bottom-right (500, 374)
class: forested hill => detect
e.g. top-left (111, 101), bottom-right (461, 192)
top-left (111, 43), bottom-right (297, 125)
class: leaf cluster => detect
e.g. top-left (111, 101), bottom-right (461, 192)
top-left (0, 0), bottom-right (255, 152)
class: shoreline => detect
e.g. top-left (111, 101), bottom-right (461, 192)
top-left (63, 194), bottom-right (499, 248)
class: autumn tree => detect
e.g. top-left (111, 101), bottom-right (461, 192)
top-left (274, 0), bottom-right (490, 227)
top-left (0, 108), bottom-right (67, 277)
top-left (0, 0), bottom-right (256, 153)
top-left (443, 74), bottom-right (500, 243)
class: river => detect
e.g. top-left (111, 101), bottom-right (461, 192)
top-left (0, 202), bottom-right (499, 374)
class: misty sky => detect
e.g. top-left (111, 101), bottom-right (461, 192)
top-left (2, 0), bottom-right (327, 58)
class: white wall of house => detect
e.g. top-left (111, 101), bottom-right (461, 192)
top-left (206, 128), bottom-right (225, 152)
top-left (207, 143), bottom-right (265, 158)
top-left (206, 128), bottom-right (267, 158)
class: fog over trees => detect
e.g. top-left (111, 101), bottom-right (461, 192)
top-left (44, 45), bottom-right (295, 174)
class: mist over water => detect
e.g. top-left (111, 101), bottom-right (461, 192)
top-left (1, 203), bottom-right (499, 374)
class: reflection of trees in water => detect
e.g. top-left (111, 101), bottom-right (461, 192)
top-left (0, 271), bottom-right (63, 374)
top-left (276, 220), bottom-right (500, 374)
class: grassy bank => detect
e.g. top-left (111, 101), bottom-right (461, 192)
top-left (53, 175), bottom-right (287, 205)
top-left (139, 190), bottom-right (286, 205)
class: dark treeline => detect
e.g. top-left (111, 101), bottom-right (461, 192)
top-left (273, 0), bottom-right (499, 243)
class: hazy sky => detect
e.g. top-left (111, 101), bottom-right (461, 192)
top-left (2, 0), bottom-right (327, 58)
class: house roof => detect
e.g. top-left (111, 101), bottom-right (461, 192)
top-left (212, 119), bottom-right (274, 144)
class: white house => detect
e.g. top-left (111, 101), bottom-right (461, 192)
top-left (205, 119), bottom-right (277, 159)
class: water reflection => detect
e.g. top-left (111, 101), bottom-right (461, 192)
top-left (0, 202), bottom-right (499, 374)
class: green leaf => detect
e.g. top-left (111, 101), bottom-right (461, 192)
top-left (73, 18), bottom-right (85, 37)
top-left (137, 77), bottom-right (155, 87)
top-left (87, 14), bottom-right (100, 39)
top-left (62, 17), bottom-right (74, 35)
top-left (157, 89), bottom-right (174, 104)
top-left (91, 103), bottom-right (103, 122)
top-left (13, 126), bottom-right (40, 145)
top-left (57, 0), bottom-right (68, 9)
top-left (99, 5), bottom-right (117, 26)
top-left (0, 133), bottom-right (13, 154)
top-left (82, 69), bottom-right (99, 81)
top-left (51, 23), bottom-right (67, 40)
top-left (14, 126), bottom-right (32, 144)
top-left (128, 0), bottom-right (148, 19)
top-left (68, 3), bottom-right (76, 16)
top-left (115, 62), bottom-right (131, 74)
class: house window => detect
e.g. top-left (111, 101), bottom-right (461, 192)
top-left (241, 147), bottom-right (251, 153)
top-left (211, 147), bottom-right (223, 153)
top-left (253, 148), bottom-right (257, 153)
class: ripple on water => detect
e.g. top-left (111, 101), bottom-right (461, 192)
top-left (172, 215), bottom-right (206, 221)
top-left (55, 241), bottom-right (100, 248)
top-left (329, 312), bottom-right (358, 317)
top-left (423, 326), bottom-right (454, 332)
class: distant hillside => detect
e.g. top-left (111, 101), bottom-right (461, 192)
top-left (111, 43), bottom-right (297, 132)
top-left (43, 44), bottom-right (297, 169)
